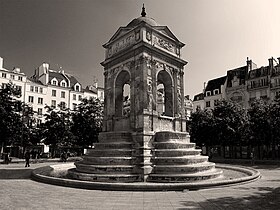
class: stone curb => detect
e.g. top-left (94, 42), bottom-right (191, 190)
top-left (31, 163), bottom-right (261, 191)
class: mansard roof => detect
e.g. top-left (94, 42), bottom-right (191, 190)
top-left (205, 76), bottom-right (227, 92)
top-left (193, 93), bottom-right (204, 101)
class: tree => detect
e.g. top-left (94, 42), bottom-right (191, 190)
top-left (71, 97), bottom-right (103, 148)
top-left (268, 98), bottom-right (280, 159)
top-left (189, 109), bottom-right (216, 147)
top-left (41, 104), bottom-right (74, 157)
top-left (212, 100), bottom-right (247, 147)
top-left (247, 99), bottom-right (270, 147)
top-left (0, 83), bottom-right (23, 153)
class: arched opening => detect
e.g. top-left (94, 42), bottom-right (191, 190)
top-left (157, 83), bottom-right (165, 115)
top-left (123, 84), bottom-right (131, 117)
top-left (115, 70), bottom-right (130, 117)
top-left (157, 70), bottom-right (173, 117)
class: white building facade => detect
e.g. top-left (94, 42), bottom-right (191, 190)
top-left (0, 57), bottom-right (104, 125)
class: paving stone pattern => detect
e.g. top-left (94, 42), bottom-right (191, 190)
top-left (0, 164), bottom-right (279, 209)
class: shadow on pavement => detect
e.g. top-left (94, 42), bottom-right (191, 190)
top-left (177, 186), bottom-right (280, 209)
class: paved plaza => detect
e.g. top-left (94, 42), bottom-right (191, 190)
top-left (0, 163), bottom-right (279, 209)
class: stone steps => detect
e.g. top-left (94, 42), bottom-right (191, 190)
top-left (153, 155), bottom-right (208, 165)
top-left (154, 149), bottom-right (202, 156)
top-left (147, 169), bottom-right (223, 183)
top-left (68, 169), bottom-right (140, 183)
top-left (149, 131), bottom-right (223, 183)
top-left (81, 157), bottom-right (134, 165)
top-left (87, 149), bottom-right (133, 157)
top-left (75, 163), bottom-right (134, 174)
top-left (95, 142), bottom-right (133, 149)
top-left (152, 162), bottom-right (215, 174)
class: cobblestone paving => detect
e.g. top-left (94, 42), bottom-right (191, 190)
top-left (0, 164), bottom-right (279, 209)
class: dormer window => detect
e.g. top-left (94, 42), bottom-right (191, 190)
top-left (214, 89), bottom-right (219, 95)
top-left (74, 84), bottom-right (81, 92)
top-left (206, 91), bottom-right (211, 97)
top-left (51, 78), bottom-right (58, 86)
top-left (61, 80), bottom-right (66, 87)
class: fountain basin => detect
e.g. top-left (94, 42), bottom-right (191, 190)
top-left (31, 163), bottom-right (260, 191)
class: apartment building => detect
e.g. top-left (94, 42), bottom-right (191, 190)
top-left (193, 56), bottom-right (280, 110)
top-left (0, 57), bottom-right (104, 125)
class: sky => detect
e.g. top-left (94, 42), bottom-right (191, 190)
top-left (1, 0), bottom-right (280, 98)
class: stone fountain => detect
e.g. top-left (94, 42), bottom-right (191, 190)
top-left (69, 6), bottom-right (223, 183)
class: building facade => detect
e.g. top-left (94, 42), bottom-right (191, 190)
top-left (0, 57), bottom-right (104, 125)
top-left (193, 57), bottom-right (280, 110)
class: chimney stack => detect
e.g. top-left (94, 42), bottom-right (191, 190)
top-left (268, 57), bottom-right (274, 68)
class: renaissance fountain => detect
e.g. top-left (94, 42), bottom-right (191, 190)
top-left (68, 6), bottom-right (223, 183)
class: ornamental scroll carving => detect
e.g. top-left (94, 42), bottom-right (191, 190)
top-left (152, 35), bottom-right (176, 54)
top-left (108, 33), bottom-right (136, 58)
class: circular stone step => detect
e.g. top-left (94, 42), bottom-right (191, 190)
top-left (94, 142), bottom-right (133, 149)
top-left (147, 169), bottom-right (223, 183)
top-left (153, 155), bottom-right (208, 165)
top-left (87, 149), bottom-right (133, 157)
top-left (152, 162), bottom-right (215, 174)
top-left (68, 169), bottom-right (140, 183)
top-left (81, 157), bottom-right (134, 165)
top-left (75, 163), bottom-right (134, 174)
top-left (153, 142), bottom-right (196, 149)
top-left (154, 149), bottom-right (201, 156)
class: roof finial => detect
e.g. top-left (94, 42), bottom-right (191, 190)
top-left (141, 3), bottom-right (146, 17)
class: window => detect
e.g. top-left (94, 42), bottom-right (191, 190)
top-left (60, 102), bottom-right (66, 109)
top-left (16, 85), bottom-right (22, 92)
top-left (206, 91), bottom-right (211, 97)
top-left (10, 75), bottom-right (15, 80)
top-left (78, 95), bottom-right (82, 101)
top-left (2, 73), bottom-right (6, 78)
top-left (38, 97), bottom-right (43, 104)
top-left (75, 84), bottom-right (80, 92)
top-left (52, 80), bottom-right (57, 85)
top-left (61, 81), bottom-right (66, 87)
top-left (73, 94), bottom-right (76, 100)
top-left (51, 100), bottom-right (56, 108)
top-left (214, 99), bottom-right (219, 106)
top-left (30, 86), bottom-right (34, 92)
top-left (35, 87), bottom-right (38, 92)
top-left (206, 101), bottom-right (211, 107)
top-left (52, 90), bottom-right (56, 97)
top-left (39, 87), bottom-right (43, 93)
top-left (214, 89), bottom-right (219, 95)
top-left (38, 108), bottom-right (43, 116)
top-left (61, 91), bottom-right (65, 98)
top-left (18, 76), bottom-right (22, 81)
top-left (28, 96), bottom-right (34, 103)
top-left (2, 83), bottom-right (7, 89)
top-left (73, 103), bottom-right (77, 110)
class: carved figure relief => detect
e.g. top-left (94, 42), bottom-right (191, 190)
top-left (177, 89), bottom-right (182, 115)
top-left (146, 31), bottom-right (151, 41)
top-left (135, 30), bottom-right (140, 41)
top-left (152, 35), bottom-right (176, 54)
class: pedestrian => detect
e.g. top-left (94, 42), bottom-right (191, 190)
top-left (250, 150), bottom-right (255, 166)
top-left (60, 151), bottom-right (67, 162)
top-left (4, 153), bottom-right (9, 164)
top-left (25, 150), bottom-right (31, 167)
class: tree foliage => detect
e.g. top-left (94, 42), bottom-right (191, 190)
top-left (190, 100), bottom-right (247, 147)
top-left (71, 98), bottom-right (103, 148)
top-left (41, 104), bottom-right (74, 157)
top-left (0, 83), bottom-right (25, 147)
